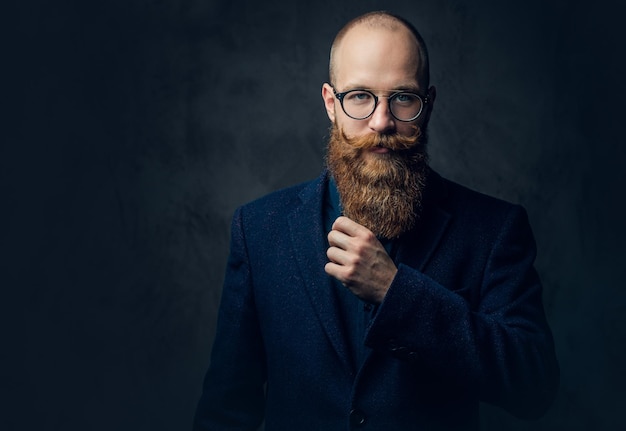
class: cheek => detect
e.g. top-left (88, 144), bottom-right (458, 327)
top-left (396, 121), bottom-right (419, 137)
top-left (336, 115), bottom-right (368, 138)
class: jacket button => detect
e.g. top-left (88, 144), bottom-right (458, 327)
top-left (349, 408), bottom-right (367, 427)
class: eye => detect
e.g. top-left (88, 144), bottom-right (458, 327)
top-left (345, 90), bottom-right (373, 105)
top-left (393, 93), bottom-right (420, 105)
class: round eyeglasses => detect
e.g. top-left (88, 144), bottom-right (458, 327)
top-left (333, 88), bottom-right (429, 122)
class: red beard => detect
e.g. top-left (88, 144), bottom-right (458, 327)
top-left (325, 124), bottom-right (429, 239)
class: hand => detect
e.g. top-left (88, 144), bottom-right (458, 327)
top-left (325, 216), bottom-right (397, 304)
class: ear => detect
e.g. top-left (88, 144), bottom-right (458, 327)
top-left (321, 83), bottom-right (336, 122)
top-left (422, 85), bottom-right (436, 126)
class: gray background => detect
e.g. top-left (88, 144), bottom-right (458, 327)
top-left (4, 0), bottom-right (626, 429)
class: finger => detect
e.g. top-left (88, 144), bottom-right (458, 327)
top-left (326, 245), bottom-right (349, 265)
top-left (324, 261), bottom-right (346, 283)
top-left (332, 216), bottom-right (372, 238)
top-left (325, 262), bottom-right (356, 288)
top-left (327, 229), bottom-right (351, 250)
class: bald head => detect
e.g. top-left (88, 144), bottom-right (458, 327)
top-left (329, 11), bottom-right (430, 89)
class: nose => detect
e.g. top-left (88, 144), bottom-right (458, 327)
top-left (367, 98), bottom-right (396, 133)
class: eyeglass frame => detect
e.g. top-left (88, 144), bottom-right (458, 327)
top-left (332, 87), bottom-right (430, 122)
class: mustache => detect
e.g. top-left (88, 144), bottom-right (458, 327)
top-left (334, 125), bottom-right (422, 151)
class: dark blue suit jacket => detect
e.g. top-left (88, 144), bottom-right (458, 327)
top-left (194, 170), bottom-right (559, 431)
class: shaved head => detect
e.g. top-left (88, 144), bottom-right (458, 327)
top-left (329, 11), bottom-right (430, 89)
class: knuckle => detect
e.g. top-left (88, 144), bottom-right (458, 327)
top-left (348, 254), bottom-right (361, 267)
top-left (363, 230), bottom-right (376, 242)
top-left (353, 242), bottom-right (367, 256)
top-left (345, 267), bottom-right (357, 279)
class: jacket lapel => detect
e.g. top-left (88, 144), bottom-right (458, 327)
top-left (287, 172), bottom-right (354, 376)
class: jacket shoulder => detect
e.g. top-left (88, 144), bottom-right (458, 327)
top-left (236, 174), bottom-right (324, 221)
top-left (437, 174), bottom-right (524, 218)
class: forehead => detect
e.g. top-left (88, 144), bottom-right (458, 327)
top-left (334, 25), bottom-right (422, 90)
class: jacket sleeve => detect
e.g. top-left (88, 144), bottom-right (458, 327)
top-left (364, 205), bottom-right (559, 419)
top-left (193, 206), bottom-right (266, 431)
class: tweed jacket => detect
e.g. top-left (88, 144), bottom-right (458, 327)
top-left (193, 169), bottom-right (559, 431)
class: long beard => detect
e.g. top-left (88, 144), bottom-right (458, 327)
top-left (325, 124), bottom-right (429, 239)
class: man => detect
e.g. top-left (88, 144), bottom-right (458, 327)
top-left (194, 11), bottom-right (559, 431)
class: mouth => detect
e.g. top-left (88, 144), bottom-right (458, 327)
top-left (369, 145), bottom-right (390, 154)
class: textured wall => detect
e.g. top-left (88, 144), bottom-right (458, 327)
top-left (4, 0), bottom-right (626, 430)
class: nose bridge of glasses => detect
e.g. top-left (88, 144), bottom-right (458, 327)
top-left (372, 93), bottom-right (394, 117)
